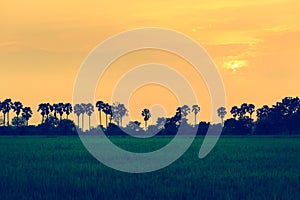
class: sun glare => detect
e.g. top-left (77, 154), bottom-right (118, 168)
top-left (224, 60), bottom-right (247, 72)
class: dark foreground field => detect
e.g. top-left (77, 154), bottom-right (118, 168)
top-left (0, 136), bottom-right (299, 199)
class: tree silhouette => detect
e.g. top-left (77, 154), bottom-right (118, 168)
top-left (38, 103), bottom-right (52, 123)
top-left (256, 105), bottom-right (270, 121)
top-left (12, 101), bottom-right (23, 127)
top-left (181, 105), bottom-right (191, 119)
top-left (112, 102), bottom-right (128, 127)
top-left (52, 103), bottom-right (59, 119)
top-left (64, 103), bottom-right (73, 119)
top-left (230, 106), bottom-right (239, 119)
top-left (1, 99), bottom-right (13, 126)
top-left (85, 103), bottom-right (94, 130)
top-left (102, 103), bottom-right (112, 128)
top-left (191, 105), bottom-right (200, 126)
top-left (12, 116), bottom-right (26, 127)
top-left (96, 100), bottom-right (105, 126)
top-left (141, 108), bottom-right (151, 130)
top-left (22, 107), bottom-right (33, 126)
top-left (56, 103), bottom-right (65, 120)
top-left (247, 104), bottom-right (255, 120)
top-left (74, 104), bottom-right (83, 128)
top-left (217, 107), bottom-right (227, 126)
top-left (80, 103), bottom-right (87, 131)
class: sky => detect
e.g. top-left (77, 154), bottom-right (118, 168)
top-left (1, 0), bottom-right (300, 126)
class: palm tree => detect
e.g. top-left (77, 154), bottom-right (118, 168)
top-left (141, 108), bottom-right (151, 130)
top-left (181, 105), bottom-right (191, 119)
top-left (247, 104), bottom-right (255, 120)
top-left (85, 103), bottom-right (94, 130)
top-left (52, 103), bottom-right (59, 119)
top-left (102, 103), bottom-right (112, 128)
top-left (74, 104), bottom-right (83, 128)
top-left (64, 103), bottom-right (73, 119)
top-left (80, 103), bottom-right (87, 130)
top-left (217, 107), bottom-right (227, 126)
top-left (38, 103), bottom-right (52, 123)
top-left (56, 103), bottom-right (65, 120)
top-left (256, 105), bottom-right (270, 121)
top-left (191, 105), bottom-right (200, 126)
top-left (230, 106), bottom-right (239, 119)
top-left (2, 99), bottom-right (13, 126)
top-left (22, 107), bottom-right (33, 126)
top-left (112, 102), bottom-right (128, 127)
top-left (95, 100), bottom-right (105, 126)
top-left (12, 101), bottom-right (23, 127)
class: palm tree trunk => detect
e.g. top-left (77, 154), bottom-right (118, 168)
top-left (105, 114), bottom-right (108, 128)
top-left (66, 114), bottom-right (69, 120)
top-left (145, 120), bottom-right (147, 130)
top-left (89, 116), bottom-right (91, 131)
top-left (16, 114), bottom-right (19, 127)
top-left (7, 112), bottom-right (10, 126)
top-left (77, 116), bottom-right (80, 127)
top-left (120, 117), bottom-right (122, 127)
top-left (99, 110), bottom-right (102, 126)
top-left (3, 113), bottom-right (5, 126)
top-left (82, 114), bottom-right (84, 131)
top-left (194, 114), bottom-right (196, 126)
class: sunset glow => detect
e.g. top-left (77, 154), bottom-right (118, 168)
top-left (1, 0), bottom-right (299, 125)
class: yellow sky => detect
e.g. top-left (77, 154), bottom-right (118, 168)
top-left (1, 0), bottom-right (300, 125)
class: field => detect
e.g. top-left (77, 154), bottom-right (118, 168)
top-left (0, 136), bottom-right (299, 199)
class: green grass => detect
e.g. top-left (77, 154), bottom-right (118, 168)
top-left (0, 136), bottom-right (299, 199)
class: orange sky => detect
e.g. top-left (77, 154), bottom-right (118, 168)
top-left (1, 0), bottom-right (300, 126)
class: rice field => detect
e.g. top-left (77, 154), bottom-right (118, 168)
top-left (0, 136), bottom-right (299, 199)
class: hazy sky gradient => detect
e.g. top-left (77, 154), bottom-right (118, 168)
top-left (1, 0), bottom-right (299, 125)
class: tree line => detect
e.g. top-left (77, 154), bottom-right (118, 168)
top-left (0, 96), bottom-right (300, 135)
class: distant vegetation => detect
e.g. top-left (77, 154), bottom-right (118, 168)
top-left (0, 96), bottom-right (300, 135)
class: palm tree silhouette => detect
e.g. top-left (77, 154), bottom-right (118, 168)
top-left (181, 105), bottom-right (191, 119)
top-left (85, 103), bottom-right (94, 130)
top-left (74, 104), bottom-right (83, 128)
top-left (247, 104), bottom-right (255, 120)
top-left (38, 103), bottom-right (52, 123)
top-left (102, 103), bottom-right (112, 128)
top-left (141, 108), bottom-right (151, 130)
top-left (22, 107), bottom-right (32, 126)
top-left (2, 99), bottom-right (13, 126)
top-left (12, 101), bottom-right (23, 127)
top-left (52, 103), bottom-right (59, 119)
top-left (256, 105), bottom-right (270, 121)
top-left (217, 107), bottom-right (227, 126)
top-left (63, 103), bottom-right (73, 119)
top-left (56, 103), bottom-right (65, 120)
top-left (80, 103), bottom-right (87, 131)
top-left (192, 105), bottom-right (200, 126)
top-left (230, 106), bottom-right (239, 119)
top-left (112, 102), bottom-right (128, 127)
top-left (95, 100), bottom-right (105, 127)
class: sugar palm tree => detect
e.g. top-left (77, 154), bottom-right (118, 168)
top-left (22, 107), bottom-right (33, 126)
top-left (38, 103), bottom-right (52, 123)
top-left (52, 103), bottom-right (59, 119)
top-left (64, 103), bottom-right (73, 119)
top-left (56, 103), bottom-right (65, 120)
top-left (141, 108), bottom-right (151, 130)
top-left (191, 105), bottom-right (200, 126)
top-left (217, 107), bottom-right (227, 126)
top-left (85, 103), bottom-right (94, 130)
top-left (95, 100), bottom-right (105, 126)
top-left (112, 102), bottom-right (128, 127)
top-left (247, 104), bottom-right (255, 120)
top-left (80, 103), bottom-right (87, 130)
top-left (74, 104), bottom-right (83, 128)
top-left (2, 98), bottom-right (13, 126)
top-left (230, 106), bottom-right (239, 119)
top-left (102, 103), bottom-right (112, 128)
top-left (12, 101), bottom-right (23, 127)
